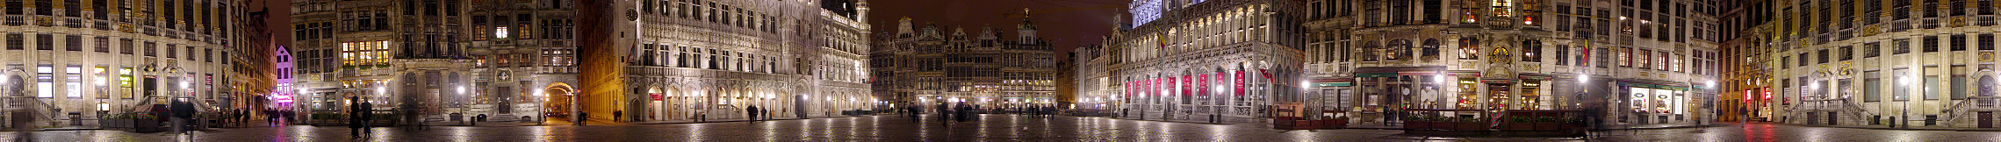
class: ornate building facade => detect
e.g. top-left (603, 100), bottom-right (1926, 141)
top-left (1106, 0), bottom-right (1308, 124)
top-left (291, 0), bottom-right (564, 123)
top-left (1748, 0), bottom-right (2001, 128)
top-left (1300, 0), bottom-right (1722, 128)
top-left (2, 0), bottom-right (253, 127)
top-left (1074, 45), bottom-right (1112, 112)
top-left (873, 16), bottom-right (1060, 111)
top-left (617, 0), bottom-right (875, 122)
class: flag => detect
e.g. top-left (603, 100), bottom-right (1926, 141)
top-left (1198, 74), bottom-right (1209, 97)
top-left (1259, 69), bottom-right (1273, 79)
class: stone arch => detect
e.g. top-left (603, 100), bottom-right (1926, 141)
top-left (542, 82), bottom-right (575, 119)
top-left (1980, 70), bottom-right (1997, 97)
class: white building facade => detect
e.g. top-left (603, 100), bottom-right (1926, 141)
top-left (618, 0), bottom-right (875, 122)
top-left (3, 0), bottom-right (252, 127)
top-left (1106, 0), bottom-right (1309, 124)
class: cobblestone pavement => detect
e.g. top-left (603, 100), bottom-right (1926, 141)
top-left (3, 115), bottom-right (1999, 141)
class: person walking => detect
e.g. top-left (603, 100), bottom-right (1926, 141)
top-left (347, 97), bottom-right (363, 138)
top-left (359, 99), bottom-right (375, 136)
top-left (577, 112), bottom-right (589, 126)
top-left (613, 110), bottom-right (623, 123)
top-left (745, 105), bottom-right (760, 122)
top-left (171, 99), bottom-right (197, 140)
top-left (936, 103), bottom-right (951, 126)
top-left (907, 106), bottom-right (921, 123)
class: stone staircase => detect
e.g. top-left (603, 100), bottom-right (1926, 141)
top-left (1942, 96), bottom-right (2001, 127)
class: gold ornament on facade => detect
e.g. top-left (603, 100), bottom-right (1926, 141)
top-left (35, 17), bottom-right (52, 26)
top-left (1981, 52), bottom-right (1995, 62)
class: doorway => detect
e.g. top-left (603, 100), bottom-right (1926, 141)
top-left (1980, 111), bottom-right (1993, 128)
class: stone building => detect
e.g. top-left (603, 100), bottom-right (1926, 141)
top-left (2, 0), bottom-right (253, 127)
top-left (874, 16), bottom-right (1060, 111)
top-left (291, 0), bottom-right (551, 123)
top-left (1074, 45), bottom-right (1112, 113)
top-left (1299, 0), bottom-right (1722, 128)
top-left (1105, 0), bottom-right (1309, 124)
top-left (1746, 0), bottom-right (2001, 128)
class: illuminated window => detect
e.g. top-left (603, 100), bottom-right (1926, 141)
top-left (66, 66), bottom-right (80, 98)
top-left (496, 26), bottom-right (509, 38)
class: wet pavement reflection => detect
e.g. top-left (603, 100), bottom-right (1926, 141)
top-left (5, 115), bottom-right (2001, 141)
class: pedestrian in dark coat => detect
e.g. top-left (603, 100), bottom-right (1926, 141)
top-left (348, 97), bottom-right (364, 138)
top-left (746, 106), bottom-right (759, 122)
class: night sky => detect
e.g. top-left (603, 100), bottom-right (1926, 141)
top-left (258, 0), bottom-right (1127, 54)
top-left (867, 0), bottom-right (1127, 54)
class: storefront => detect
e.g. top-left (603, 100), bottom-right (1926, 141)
top-left (1616, 80), bottom-right (1692, 125)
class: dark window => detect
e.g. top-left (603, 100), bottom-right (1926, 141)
top-left (93, 37), bottom-right (107, 53)
top-left (35, 34), bottom-right (52, 50)
top-left (1981, 34), bottom-right (1995, 50)
top-left (5, 0), bottom-right (20, 15)
top-left (446, 0), bottom-right (458, 16)
top-left (1925, 36), bottom-right (1939, 52)
top-left (4, 34), bottom-right (18, 50)
top-left (120, 38), bottom-right (132, 54)
top-left (1818, 49), bottom-right (1829, 63)
top-left (33, 0), bottom-right (50, 15)
top-left (1557, 45), bottom-right (1569, 65)
top-left (166, 44), bottom-right (176, 59)
top-left (1894, 39), bottom-right (1911, 54)
top-left (1796, 52), bottom-right (1807, 67)
top-left (1841, 46), bottom-right (1854, 60)
top-left (426, 0), bottom-right (439, 16)
top-left (1952, 34), bottom-right (1966, 51)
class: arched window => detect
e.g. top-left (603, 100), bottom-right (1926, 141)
top-left (1363, 41), bottom-right (1382, 61)
top-left (1389, 39), bottom-right (1410, 61)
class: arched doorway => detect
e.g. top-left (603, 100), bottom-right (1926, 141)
top-left (543, 82), bottom-right (575, 121)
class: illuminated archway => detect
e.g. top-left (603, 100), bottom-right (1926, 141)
top-left (543, 82), bottom-right (575, 121)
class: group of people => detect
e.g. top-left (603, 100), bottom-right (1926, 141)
top-left (348, 97), bottom-right (375, 138)
top-left (906, 103), bottom-right (1065, 124)
top-left (925, 102), bottom-right (980, 125)
top-left (745, 105), bottom-right (772, 123)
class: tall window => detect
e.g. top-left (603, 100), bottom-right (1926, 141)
top-left (94, 37), bottom-right (108, 53)
top-left (1619, 47), bottom-right (1632, 67)
top-left (5, 34), bottom-right (20, 50)
top-left (1982, 34), bottom-right (1995, 50)
top-left (1894, 39), bottom-right (1911, 54)
top-left (1840, 46), bottom-right (1853, 60)
top-left (64, 35), bottom-right (80, 51)
top-left (1952, 34), bottom-right (1966, 51)
top-left (36, 65), bottom-right (52, 98)
top-left (1925, 36), bottom-right (1939, 52)
top-left (65, 66), bottom-right (80, 98)
top-left (1865, 70), bottom-right (1881, 102)
top-left (1521, 40), bottom-right (1540, 62)
top-left (1460, 37), bottom-right (1479, 59)
top-left (36, 34), bottom-right (52, 50)
top-left (1556, 45), bottom-right (1569, 65)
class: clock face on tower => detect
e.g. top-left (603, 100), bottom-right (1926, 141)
top-left (627, 9), bottom-right (639, 21)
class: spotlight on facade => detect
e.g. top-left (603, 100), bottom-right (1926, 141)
top-left (1578, 74), bottom-right (1590, 84)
